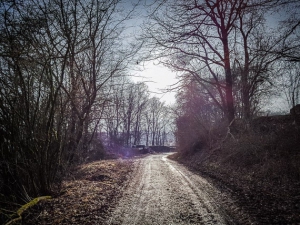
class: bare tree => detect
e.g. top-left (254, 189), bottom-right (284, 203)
top-left (144, 97), bottom-right (165, 146)
top-left (0, 0), bottom-right (68, 196)
top-left (42, 0), bottom-right (140, 162)
top-left (142, 0), bottom-right (256, 123)
top-left (142, 0), bottom-right (291, 124)
top-left (101, 78), bottom-right (151, 149)
top-left (234, 5), bottom-right (280, 120)
top-left (278, 62), bottom-right (300, 109)
top-left (273, 1), bottom-right (300, 62)
top-left (0, 0), bottom-right (140, 199)
top-left (131, 82), bottom-right (149, 145)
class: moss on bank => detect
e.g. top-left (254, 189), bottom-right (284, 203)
top-left (5, 196), bottom-right (51, 225)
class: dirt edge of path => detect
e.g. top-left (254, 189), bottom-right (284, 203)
top-left (169, 153), bottom-right (300, 225)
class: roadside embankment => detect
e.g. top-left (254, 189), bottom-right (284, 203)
top-left (170, 116), bottom-right (300, 224)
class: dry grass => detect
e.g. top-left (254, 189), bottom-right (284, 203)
top-left (18, 159), bottom-right (134, 225)
top-left (173, 116), bottom-right (300, 224)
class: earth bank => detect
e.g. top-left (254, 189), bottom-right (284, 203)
top-left (170, 115), bottom-right (300, 224)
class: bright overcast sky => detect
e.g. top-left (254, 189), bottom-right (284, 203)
top-left (122, 0), bottom-right (178, 106)
top-left (131, 60), bottom-right (178, 105)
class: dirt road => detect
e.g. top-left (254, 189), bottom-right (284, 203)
top-left (106, 153), bottom-right (238, 225)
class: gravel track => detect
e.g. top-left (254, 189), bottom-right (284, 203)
top-left (106, 153), bottom-right (237, 225)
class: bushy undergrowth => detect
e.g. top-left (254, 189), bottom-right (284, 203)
top-left (220, 127), bottom-right (300, 181)
top-left (176, 115), bottom-right (300, 183)
top-left (172, 115), bottom-right (300, 224)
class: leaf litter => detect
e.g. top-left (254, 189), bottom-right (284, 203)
top-left (22, 159), bottom-right (133, 225)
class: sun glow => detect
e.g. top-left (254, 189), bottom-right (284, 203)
top-left (132, 60), bottom-right (178, 105)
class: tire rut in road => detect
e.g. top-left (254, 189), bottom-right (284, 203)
top-left (106, 154), bottom-right (234, 225)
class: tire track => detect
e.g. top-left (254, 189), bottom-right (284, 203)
top-left (106, 153), bottom-right (235, 225)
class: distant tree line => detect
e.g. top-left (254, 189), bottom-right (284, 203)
top-left (100, 78), bottom-right (173, 151)
top-left (142, 0), bottom-right (300, 153)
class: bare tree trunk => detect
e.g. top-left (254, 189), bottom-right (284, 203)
top-left (223, 33), bottom-right (235, 123)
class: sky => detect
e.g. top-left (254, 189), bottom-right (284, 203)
top-left (131, 61), bottom-right (178, 105)
top-left (122, 0), bottom-right (179, 106)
